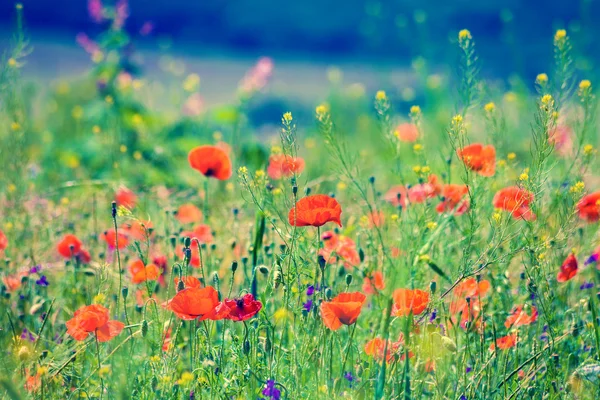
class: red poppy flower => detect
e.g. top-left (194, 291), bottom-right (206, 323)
top-left (66, 304), bottom-right (124, 342)
top-left (176, 204), bottom-right (203, 224)
top-left (223, 293), bottom-right (263, 321)
top-left (25, 371), bottom-right (41, 392)
top-left (267, 154), bottom-right (306, 179)
top-left (319, 231), bottom-right (360, 268)
top-left (289, 194), bottom-right (342, 227)
top-left (320, 292), bottom-right (366, 330)
top-left (188, 145), bottom-right (232, 180)
top-left (57, 234), bottom-right (83, 258)
top-left (557, 253), bottom-right (578, 282)
top-left (164, 286), bottom-right (221, 320)
top-left (548, 125), bottom-right (573, 157)
top-left (0, 229), bottom-right (7, 252)
top-left (490, 333), bottom-right (517, 351)
top-left (364, 337), bottom-right (399, 363)
top-left (362, 271), bottom-right (385, 295)
top-left (493, 186), bottom-right (536, 220)
top-left (115, 186), bottom-right (137, 209)
top-left (453, 278), bottom-right (491, 299)
top-left (408, 175), bottom-right (442, 204)
top-left (162, 328), bottom-right (173, 352)
top-left (577, 192), bottom-right (600, 222)
top-left (394, 122), bottom-right (419, 142)
top-left (368, 210), bottom-right (385, 227)
top-left (456, 144), bottom-right (496, 177)
top-left (129, 260), bottom-right (161, 284)
top-left (504, 305), bottom-right (538, 328)
top-left (185, 224), bottom-right (214, 244)
top-left (384, 185), bottom-right (408, 208)
top-left (2, 274), bottom-right (23, 292)
top-left (123, 220), bottom-right (153, 241)
top-left (450, 297), bottom-right (484, 330)
top-left (102, 230), bottom-right (129, 250)
top-left (392, 288), bottom-right (429, 317)
top-left (174, 275), bottom-right (202, 289)
top-left (436, 184), bottom-right (470, 215)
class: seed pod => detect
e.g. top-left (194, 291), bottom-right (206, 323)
top-left (122, 286), bottom-right (129, 299)
top-left (442, 336), bottom-right (457, 352)
top-left (258, 265), bottom-right (269, 275)
top-left (184, 237), bottom-right (191, 248)
top-left (177, 280), bottom-right (185, 292)
top-left (111, 201), bottom-right (117, 218)
top-left (359, 248), bottom-right (365, 263)
top-left (231, 260), bottom-right (238, 273)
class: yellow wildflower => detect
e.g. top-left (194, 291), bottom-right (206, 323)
top-left (458, 29), bottom-right (472, 41)
top-left (535, 73), bottom-right (548, 85)
top-left (375, 90), bottom-right (387, 101)
top-left (484, 102), bottom-right (495, 112)
top-left (283, 112), bottom-right (293, 123)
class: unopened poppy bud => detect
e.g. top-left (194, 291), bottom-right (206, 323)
top-left (292, 185), bottom-right (298, 195)
top-left (304, 187), bottom-right (311, 196)
top-left (177, 280), bottom-right (185, 292)
top-left (184, 248), bottom-right (192, 260)
top-left (169, 236), bottom-right (177, 248)
top-left (232, 208), bottom-right (239, 217)
top-left (184, 237), bottom-right (191, 248)
top-left (266, 183), bottom-right (274, 191)
top-left (429, 281), bottom-right (437, 294)
top-left (442, 336), bottom-right (457, 352)
top-left (111, 201), bottom-right (117, 218)
top-left (230, 240), bottom-right (237, 250)
top-left (324, 287), bottom-right (332, 299)
top-left (122, 286), bottom-right (128, 299)
top-left (279, 244), bottom-right (286, 253)
top-left (241, 257), bottom-right (248, 266)
top-left (259, 265), bottom-right (269, 275)
top-left (141, 320), bottom-right (148, 337)
top-left (231, 260), bottom-right (238, 273)
top-left (318, 255), bottom-right (326, 269)
top-left (359, 248), bottom-right (365, 263)
top-left (345, 274), bottom-right (353, 286)
top-left (210, 244), bottom-right (217, 251)
top-left (243, 339), bottom-right (251, 355)
top-left (369, 176), bottom-right (375, 184)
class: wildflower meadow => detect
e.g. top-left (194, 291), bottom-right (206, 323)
top-left (1, 2), bottom-right (600, 399)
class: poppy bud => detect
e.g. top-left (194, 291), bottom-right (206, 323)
top-left (169, 236), bottom-right (177, 248)
top-left (241, 257), bottom-right (249, 266)
top-left (304, 187), bottom-right (311, 196)
top-left (429, 281), bottom-right (437, 294)
top-left (369, 176), bottom-right (375, 184)
top-left (230, 240), bottom-right (237, 249)
top-left (231, 260), bottom-right (238, 273)
top-left (111, 201), bottom-right (117, 218)
top-left (259, 265), bottom-right (269, 275)
top-left (279, 244), bottom-right (286, 253)
top-left (177, 280), bottom-right (185, 292)
top-left (359, 248), bottom-right (365, 263)
top-left (345, 274), bottom-right (353, 286)
top-left (233, 208), bottom-right (239, 217)
top-left (122, 286), bottom-right (128, 299)
top-left (210, 244), bottom-right (217, 251)
top-left (141, 320), bottom-right (148, 337)
top-left (184, 237), bottom-right (191, 248)
top-left (318, 255), bottom-right (326, 269)
top-left (243, 339), bottom-right (251, 355)
top-left (292, 185), bottom-right (298, 196)
top-left (266, 183), bottom-right (274, 191)
top-left (442, 336), bottom-right (457, 352)
top-left (324, 287), bottom-right (332, 299)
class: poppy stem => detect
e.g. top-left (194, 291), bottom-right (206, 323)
top-left (95, 335), bottom-right (104, 400)
top-left (340, 323), bottom-right (356, 380)
top-left (203, 178), bottom-right (209, 219)
top-left (112, 202), bottom-right (124, 317)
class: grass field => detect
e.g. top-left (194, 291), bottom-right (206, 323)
top-left (1, 3), bottom-right (600, 400)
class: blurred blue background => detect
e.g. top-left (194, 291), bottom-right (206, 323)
top-left (0, 0), bottom-right (598, 105)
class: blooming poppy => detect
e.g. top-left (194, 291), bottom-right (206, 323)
top-left (319, 231), bottom-right (360, 268)
top-left (2, 274), bottom-right (24, 292)
top-left (557, 253), bottom-right (578, 282)
top-left (436, 184), bottom-right (470, 215)
top-left (164, 286), bottom-right (221, 320)
top-left (364, 337), bottom-right (399, 363)
top-left (184, 224), bottom-right (214, 244)
top-left (115, 186), bottom-right (137, 209)
top-left (490, 333), bottom-right (517, 351)
top-left (0, 229), bottom-right (7, 252)
top-left (392, 288), bottom-right (429, 317)
top-left (453, 278), bottom-right (491, 299)
top-left (129, 260), bottom-right (161, 284)
top-left (493, 186), bottom-right (536, 220)
top-left (223, 293), bottom-right (263, 321)
top-left (24, 371), bottom-right (41, 392)
top-left (320, 292), bottom-right (366, 330)
top-left (174, 275), bottom-right (202, 289)
top-left (267, 154), bottom-right (306, 180)
top-left (66, 304), bottom-right (124, 342)
top-left (548, 125), bottom-right (573, 157)
top-left (504, 305), bottom-right (538, 328)
top-left (362, 271), bottom-right (385, 295)
top-left (102, 230), bottom-right (129, 250)
top-left (57, 234), bottom-right (82, 258)
top-left (188, 145), bottom-right (232, 180)
top-left (176, 204), bottom-right (203, 224)
top-left (456, 144), bottom-right (496, 177)
top-left (384, 185), bottom-right (408, 208)
top-left (408, 175), bottom-right (442, 204)
top-left (394, 122), bottom-right (419, 142)
top-left (162, 328), bottom-right (173, 352)
top-left (367, 210), bottom-right (385, 227)
top-left (577, 192), bottom-right (600, 222)
top-left (288, 194), bottom-right (342, 227)
top-left (123, 220), bottom-right (153, 241)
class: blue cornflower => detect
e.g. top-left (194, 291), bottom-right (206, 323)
top-left (262, 379), bottom-right (281, 400)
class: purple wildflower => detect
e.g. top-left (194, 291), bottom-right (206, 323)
top-left (29, 265), bottom-right (42, 274)
top-left (303, 300), bottom-right (313, 313)
top-left (344, 371), bottom-right (354, 387)
top-left (88, 0), bottom-right (104, 23)
top-left (21, 328), bottom-right (36, 342)
top-left (580, 282), bottom-right (594, 290)
top-left (262, 379), bottom-right (281, 400)
top-left (429, 308), bottom-right (437, 323)
top-left (35, 275), bottom-right (49, 287)
top-left (306, 285), bottom-right (315, 296)
top-left (585, 253), bottom-right (599, 266)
